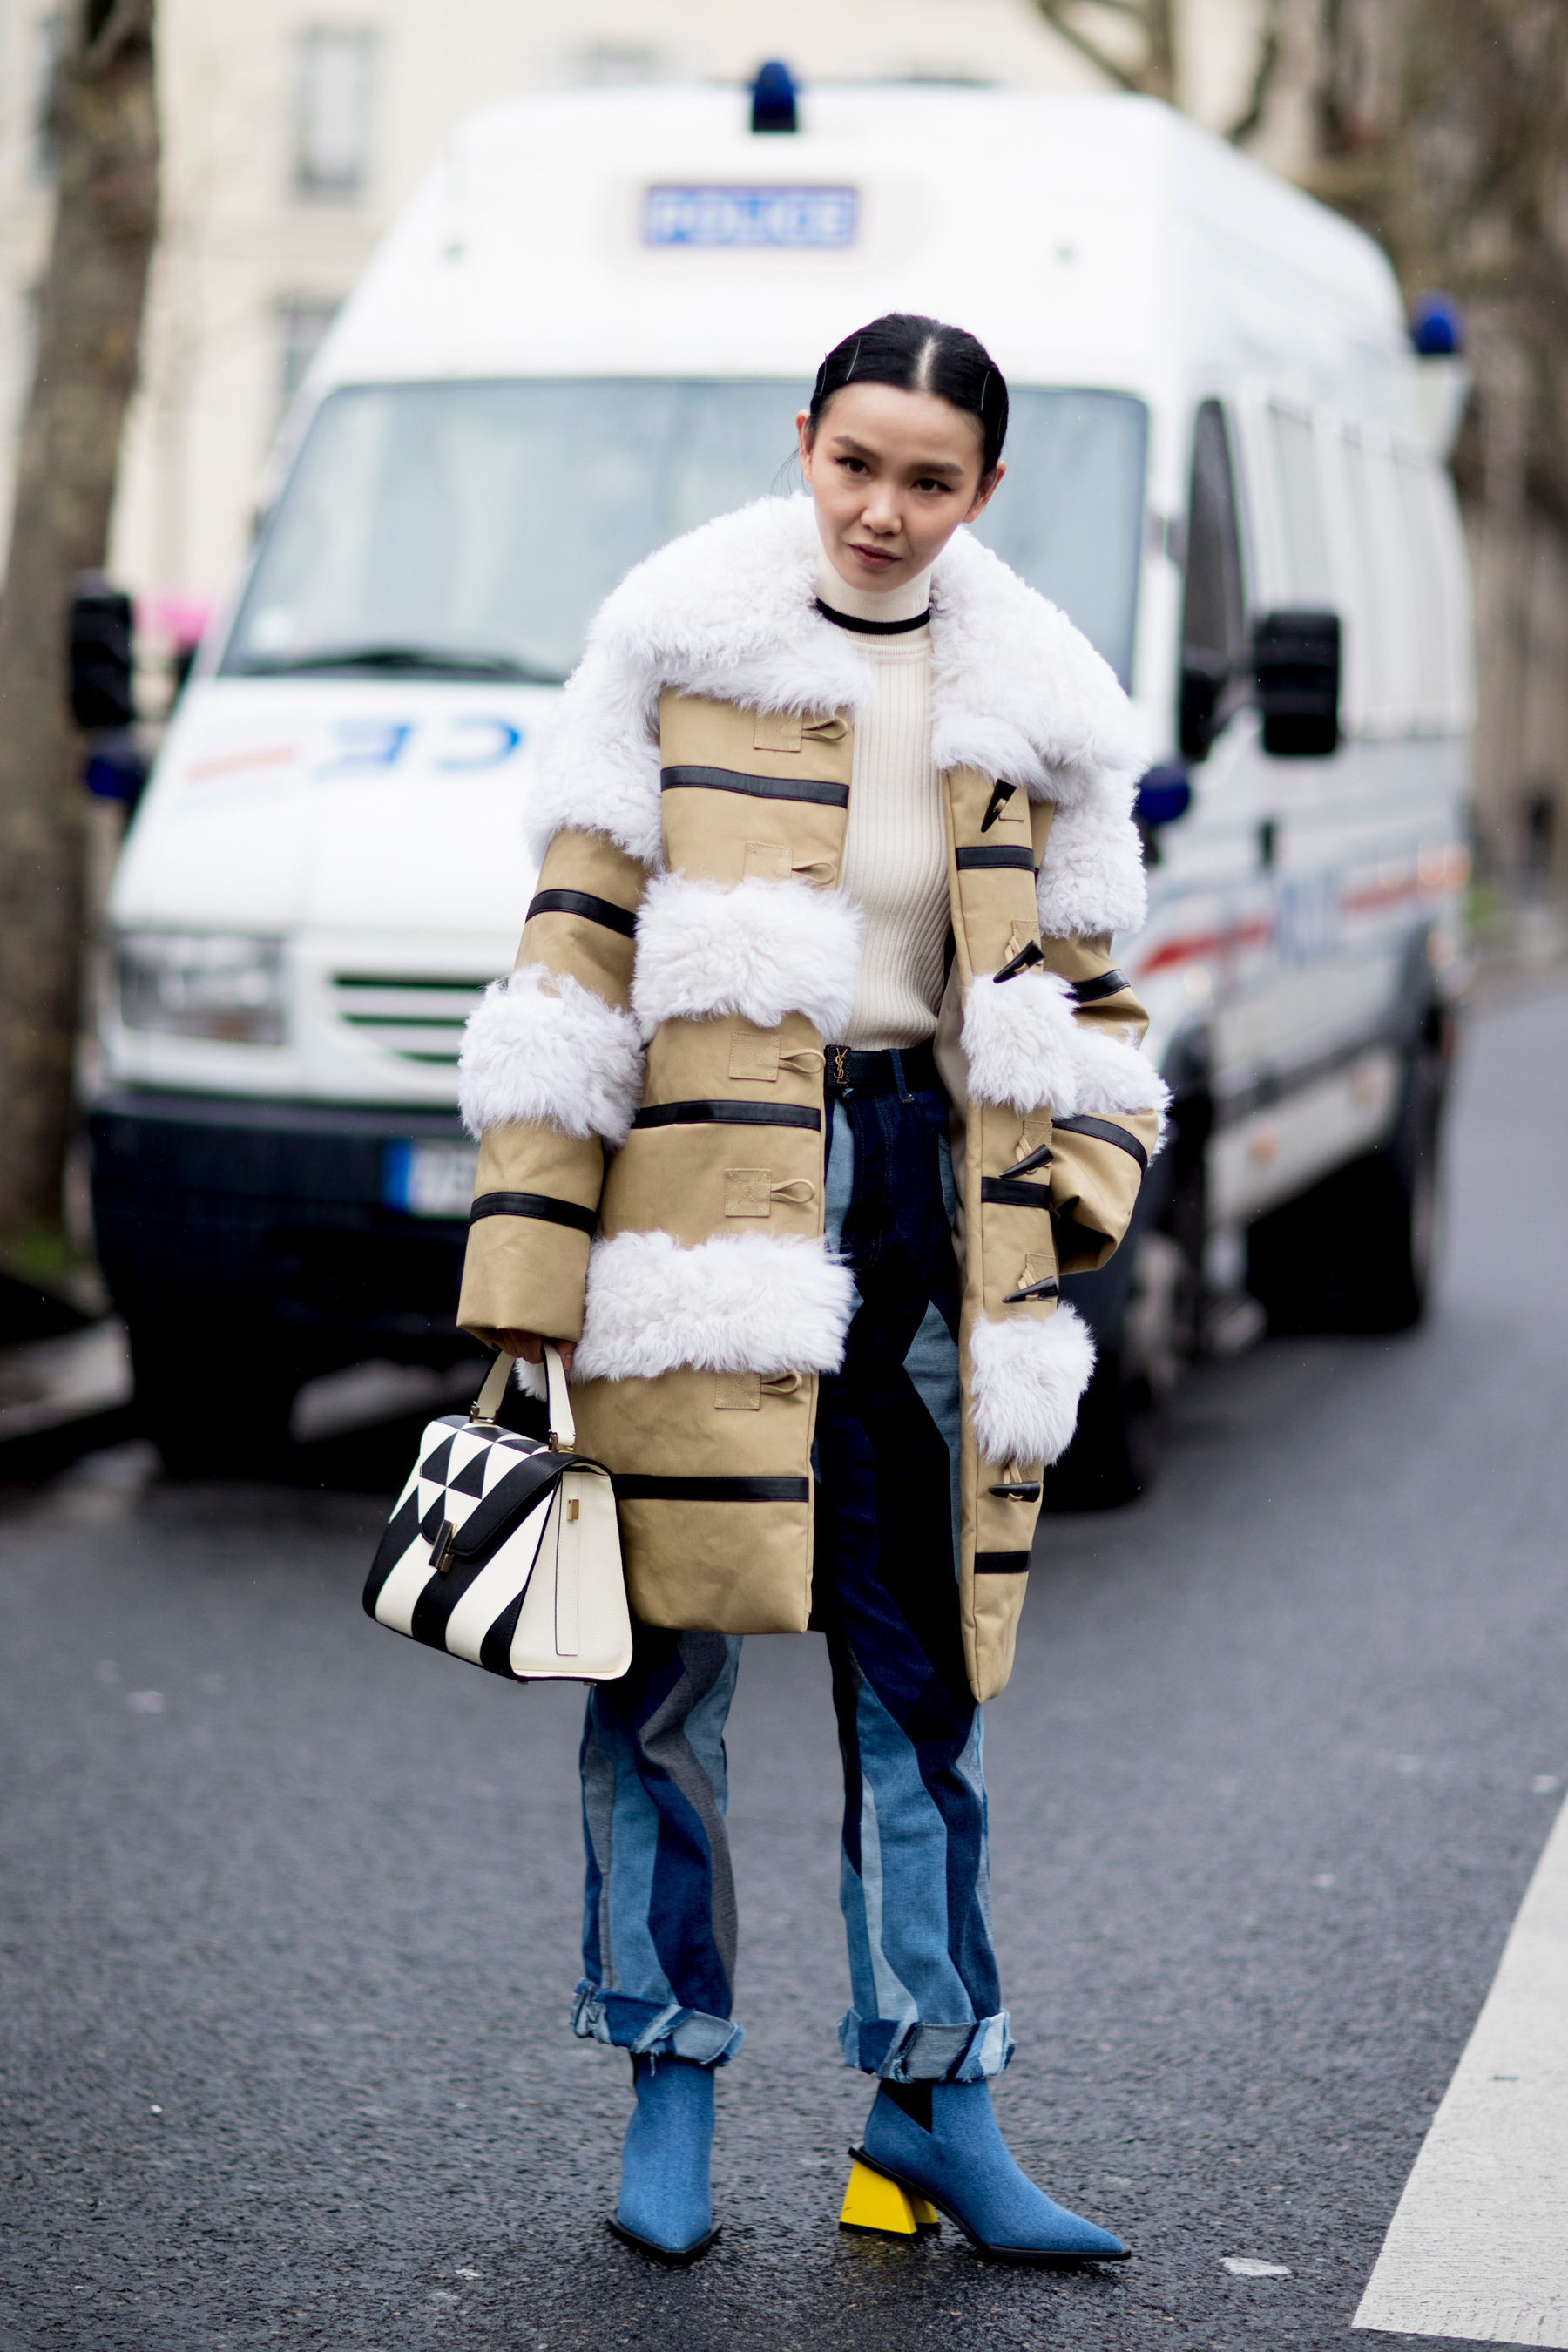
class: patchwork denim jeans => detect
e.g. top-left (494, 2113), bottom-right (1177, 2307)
top-left (572, 1076), bottom-right (1013, 2081)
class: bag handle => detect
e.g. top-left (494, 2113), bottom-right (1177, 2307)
top-left (543, 1339), bottom-right (577, 1454)
top-left (470, 1341), bottom-right (577, 1454)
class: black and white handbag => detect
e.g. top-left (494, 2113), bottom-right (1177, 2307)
top-left (362, 1343), bottom-right (632, 1683)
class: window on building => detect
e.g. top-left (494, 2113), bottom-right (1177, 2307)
top-left (293, 29), bottom-right (375, 201)
top-left (278, 297), bottom-right (341, 412)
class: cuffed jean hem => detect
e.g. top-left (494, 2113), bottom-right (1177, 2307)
top-left (571, 1979), bottom-right (743, 2068)
top-left (839, 2009), bottom-right (1015, 2082)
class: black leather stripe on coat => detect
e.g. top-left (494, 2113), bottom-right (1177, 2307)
top-left (1069, 967), bottom-right (1132, 1004)
top-left (975, 1551), bottom-right (1031, 1573)
top-left (956, 843), bottom-right (1035, 873)
top-left (980, 1174), bottom-right (1053, 1212)
top-left (632, 1100), bottom-right (821, 1132)
top-left (525, 887), bottom-right (639, 937)
top-left (470, 1190), bottom-right (598, 1234)
top-left (1049, 1113), bottom-right (1150, 1173)
top-left (661, 764), bottom-right (849, 808)
top-left (614, 1474), bottom-right (812, 1503)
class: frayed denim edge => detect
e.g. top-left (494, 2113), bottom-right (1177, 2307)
top-left (838, 2008), bottom-right (1014, 2081)
top-left (571, 1979), bottom-right (742, 2068)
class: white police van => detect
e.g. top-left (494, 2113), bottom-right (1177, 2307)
top-left (92, 76), bottom-right (1473, 1483)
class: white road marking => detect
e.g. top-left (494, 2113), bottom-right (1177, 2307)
top-left (1225, 2257), bottom-right (1291, 2277)
top-left (1355, 1793), bottom-right (1568, 2345)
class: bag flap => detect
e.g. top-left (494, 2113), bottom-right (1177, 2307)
top-left (449, 1450), bottom-right (604, 1563)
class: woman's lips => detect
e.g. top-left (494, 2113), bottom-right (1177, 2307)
top-left (848, 543), bottom-right (899, 570)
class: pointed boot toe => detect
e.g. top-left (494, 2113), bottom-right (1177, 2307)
top-left (858, 2078), bottom-right (1129, 2266)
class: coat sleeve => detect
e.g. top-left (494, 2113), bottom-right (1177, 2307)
top-left (455, 828), bottom-right (651, 1346)
top-left (1027, 790), bottom-right (1166, 1275)
top-left (1033, 931), bottom-right (1165, 1275)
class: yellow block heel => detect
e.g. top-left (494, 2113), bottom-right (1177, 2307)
top-left (839, 2153), bottom-right (940, 2235)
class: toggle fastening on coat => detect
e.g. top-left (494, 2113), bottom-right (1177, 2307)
top-left (456, 496), bottom-right (1169, 1700)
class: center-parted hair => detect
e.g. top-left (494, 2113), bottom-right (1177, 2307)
top-left (807, 314), bottom-right (1010, 477)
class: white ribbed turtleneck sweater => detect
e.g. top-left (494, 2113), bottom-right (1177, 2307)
top-left (815, 552), bottom-right (949, 1050)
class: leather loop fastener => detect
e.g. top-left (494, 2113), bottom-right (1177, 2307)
top-left (1070, 967), bottom-right (1132, 1004)
top-left (993, 940), bottom-right (1044, 983)
top-left (525, 888), bottom-right (638, 937)
top-left (1049, 1113), bottom-right (1150, 1173)
top-left (980, 780), bottom-right (1017, 832)
top-left (1002, 1276), bottom-right (1059, 1304)
top-left (988, 1481), bottom-right (1043, 1501)
top-left (632, 1099), bottom-right (822, 1132)
top-left (980, 1175), bottom-right (1053, 1212)
top-left (1006, 1140), bottom-right (1054, 1179)
top-left (956, 844), bottom-right (1036, 873)
top-left (469, 1190), bottom-right (598, 1235)
top-left (661, 764), bottom-right (849, 808)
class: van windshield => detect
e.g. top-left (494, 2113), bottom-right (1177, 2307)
top-left (222, 379), bottom-right (1147, 688)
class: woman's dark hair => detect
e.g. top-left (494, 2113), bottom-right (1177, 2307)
top-left (807, 314), bottom-right (1009, 477)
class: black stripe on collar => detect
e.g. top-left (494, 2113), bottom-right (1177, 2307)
top-left (814, 598), bottom-right (932, 637)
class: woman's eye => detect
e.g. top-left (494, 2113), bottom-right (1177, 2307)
top-left (915, 477), bottom-right (950, 495)
top-left (838, 456), bottom-right (868, 476)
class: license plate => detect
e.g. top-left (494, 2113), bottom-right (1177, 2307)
top-left (383, 1139), bottom-right (479, 1218)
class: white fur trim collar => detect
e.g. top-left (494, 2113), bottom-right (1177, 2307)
top-left (527, 497), bottom-right (1149, 875)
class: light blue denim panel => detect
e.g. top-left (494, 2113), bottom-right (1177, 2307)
top-left (814, 1098), bottom-right (862, 1487)
top-left (841, 1669), bottom-right (983, 2031)
top-left (954, 1712), bottom-right (997, 1948)
top-left (579, 1702), bottom-right (676, 2010)
top-left (902, 1296), bottom-right (963, 1565)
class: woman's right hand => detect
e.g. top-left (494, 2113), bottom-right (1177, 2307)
top-left (496, 1329), bottom-right (577, 1377)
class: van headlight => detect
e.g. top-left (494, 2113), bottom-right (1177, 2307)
top-left (114, 930), bottom-right (287, 1044)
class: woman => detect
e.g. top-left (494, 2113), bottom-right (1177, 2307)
top-left (455, 315), bottom-right (1166, 2264)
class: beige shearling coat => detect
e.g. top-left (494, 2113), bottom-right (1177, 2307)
top-left (456, 497), bottom-right (1166, 1700)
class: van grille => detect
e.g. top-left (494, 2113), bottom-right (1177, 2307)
top-left (329, 972), bottom-right (490, 1065)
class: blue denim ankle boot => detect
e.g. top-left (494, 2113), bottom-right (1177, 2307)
top-left (858, 2079), bottom-right (1128, 2263)
top-left (607, 2056), bottom-right (719, 2263)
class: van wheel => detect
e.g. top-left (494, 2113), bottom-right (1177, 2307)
top-left (131, 1328), bottom-right (300, 1480)
top-left (1247, 1040), bottom-right (1447, 1335)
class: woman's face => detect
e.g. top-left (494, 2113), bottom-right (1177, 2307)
top-left (796, 381), bottom-right (1004, 595)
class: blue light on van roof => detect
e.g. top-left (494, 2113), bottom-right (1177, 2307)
top-left (752, 60), bottom-right (799, 134)
top-left (1409, 293), bottom-right (1463, 356)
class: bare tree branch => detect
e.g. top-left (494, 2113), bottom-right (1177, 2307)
top-left (1030, 1), bottom-right (1147, 96)
top-left (1227, 0), bottom-right (1286, 144)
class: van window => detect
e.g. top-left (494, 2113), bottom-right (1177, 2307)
top-left (970, 389), bottom-right (1147, 686)
top-left (1267, 404), bottom-right (1334, 603)
top-left (1182, 400), bottom-right (1246, 672)
top-left (1395, 454), bottom-right (1448, 720)
top-left (223, 378), bottom-right (1148, 687)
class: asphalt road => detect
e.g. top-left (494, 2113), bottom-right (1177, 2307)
top-left (3, 977), bottom-right (1566, 2352)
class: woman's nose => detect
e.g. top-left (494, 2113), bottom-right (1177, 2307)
top-left (861, 488), bottom-right (902, 536)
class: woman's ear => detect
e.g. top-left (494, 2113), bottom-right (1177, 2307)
top-left (963, 459), bottom-right (1005, 525)
top-left (795, 410), bottom-right (814, 485)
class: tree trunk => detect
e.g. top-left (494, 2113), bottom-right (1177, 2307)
top-left (0, 0), bottom-right (158, 1262)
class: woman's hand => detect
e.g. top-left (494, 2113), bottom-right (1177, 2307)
top-left (496, 1329), bottom-right (577, 1378)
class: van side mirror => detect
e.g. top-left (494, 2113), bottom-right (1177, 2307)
top-left (1179, 648), bottom-right (1229, 760)
top-left (1254, 609), bottom-right (1340, 758)
top-left (68, 573), bottom-right (136, 729)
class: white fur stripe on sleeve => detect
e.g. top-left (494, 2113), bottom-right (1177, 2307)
top-left (1034, 795), bottom-right (1149, 939)
top-left (960, 968), bottom-right (1079, 1113)
top-left (574, 1230), bottom-right (855, 1382)
top-left (968, 1306), bottom-right (1096, 1469)
top-left (1071, 1020), bottom-right (1172, 1132)
top-left (456, 964), bottom-right (645, 1146)
top-left (631, 871), bottom-right (862, 1042)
